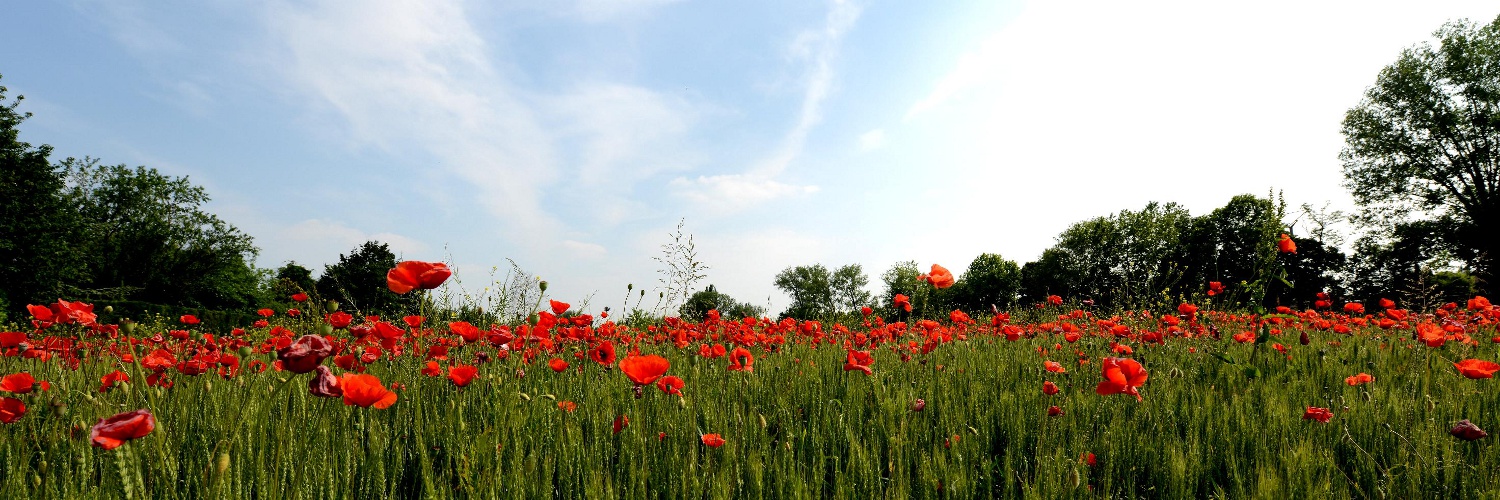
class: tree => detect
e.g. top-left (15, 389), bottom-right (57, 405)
top-left (1018, 202), bottom-right (1194, 309)
top-left (881, 260), bottom-right (922, 315)
top-left (271, 262), bottom-right (317, 301)
top-left (829, 264), bottom-right (873, 314)
top-left (679, 284), bottom-right (765, 322)
top-left (317, 241), bottom-right (408, 316)
top-left (0, 75), bottom-right (81, 314)
top-left (62, 157), bottom-right (263, 310)
top-left (774, 264), bottom-right (833, 319)
top-left (1342, 15), bottom-right (1500, 293)
top-left (954, 253), bottom-right (1021, 312)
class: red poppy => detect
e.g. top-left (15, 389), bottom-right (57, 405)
top-left (1047, 295), bottom-right (1064, 306)
top-left (1206, 281), bottom-right (1224, 296)
top-left (1303, 406), bottom-right (1333, 423)
top-left (843, 350), bottom-right (874, 375)
top-left (1451, 419), bottom-right (1488, 441)
top-left (402, 316), bottom-right (424, 328)
top-left (339, 374), bottom-right (398, 409)
top-left (309, 365), bottom-right (342, 398)
top-left (291, 292), bottom-right (309, 302)
top-left (327, 311), bottom-right (354, 329)
top-left (656, 375), bottom-right (684, 396)
top-left (1043, 381), bottom-right (1059, 396)
top-left (448, 364), bottom-right (479, 387)
top-left (893, 294), bottom-right (912, 313)
top-left (590, 340), bottom-right (617, 366)
top-left (0, 397), bottom-right (24, 424)
top-left (449, 321), bottom-right (481, 342)
top-left (925, 264), bottom-right (955, 289)
top-left (1080, 452), bottom-right (1097, 467)
top-left (258, 308), bottom-right (275, 318)
top-left (1454, 359), bottom-right (1500, 379)
top-left (613, 414), bottom-right (629, 435)
top-left (1342, 303), bottom-right (1364, 315)
top-left (1095, 357), bottom-right (1148, 401)
top-left (1044, 361), bottom-right (1066, 374)
top-left (728, 347), bottom-right (754, 372)
top-left (1379, 298), bottom-right (1395, 309)
top-left (557, 401), bottom-right (577, 412)
top-left (1344, 373), bottom-right (1374, 386)
top-left (90, 409), bottom-right (155, 450)
top-left (548, 358), bottom-right (569, 373)
top-left (179, 315), bottom-right (200, 325)
top-left (277, 335), bottom-right (334, 374)
top-left (1277, 234), bottom-right (1297, 254)
top-left (99, 370), bottom-right (130, 393)
top-left (549, 300), bottom-right (570, 316)
top-left (1, 373), bottom-right (36, 394)
top-left (386, 261), bottom-right (452, 294)
top-left (1047, 405), bottom-right (1064, 417)
top-left (860, 306), bottom-right (873, 316)
top-left (620, 355), bottom-right (670, 385)
top-left (701, 434), bottom-right (725, 448)
top-left (422, 361), bottom-right (442, 377)
top-left (911, 398), bottom-right (926, 412)
top-left (1469, 296), bottom-right (1493, 311)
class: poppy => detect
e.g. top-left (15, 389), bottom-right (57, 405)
top-left (911, 399), bottom-right (926, 412)
top-left (1, 373), bottom-right (36, 394)
top-left (1277, 234), bottom-right (1297, 254)
top-left (590, 341), bottom-right (617, 366)
top-left (656, 375), bottom-right (684, 396)
top-left (449, 321), bottom-right (481, 342)
top-left (620, 355), bottom-right (670, 385)
top-left (422, 361), bottom-right (442, 377)
top-left (291, 292), bottom-right (309, 302)
top-left (728, 347), bottom-right (754, 372)
top-left (339, 374), bottom-right (398, 409)
top-left (448, 364), bottom-right (479, 387)
top-left (557, 401), bottom-right (577, 412)
top-left (1207, 281), bottom-right (1224, 296)
top-left (1418, 323), bottom-right (1447, 348)
top-left (99, 370), bottom-right (130, 393)
top-left (327, 311), bottom-right (354, 329)
top-left (1047, 405), bottom-right (1064, 417)
top-left (1451, 420), bottom-right (1488, 441)
top-left (893, 294), bottom-right (912, 313)
top-left (1047, 295), bottom-right (1064, 307)
top-left (1080, 452), bottom-right (1097, 467)
top-left (0, 397), bottom-right (24, 424)
top-left (1379, 298), bottom-right (1396, 309)
top-left (1043, 381), bottom-right (1059, 396)
top-left (277, 335), bottom-right (334, 374)
top-left (1344, 373), bottom-right (1374, 386)
top-left (925, 265), bottom-right (955, 289)
top-left (309, 365), bottom-right (342, 398)
top-left (613, 414), bottom-right (629, 435)
top-left (548, 358), bottom-right (569, 373)
top-left (1303, 406), bottom-right (1333, 423)
top-left (701, 434), bottom-right (725, 448)
top-left (1469, 296), bottom-right (1493, 311)
top-left (257, 308), bottom-right (275, 318)
top-left (843, 350), bottom-right (873, 375)
top-left (386, 261), bottom-right (452, 294)
top-left (180, 315), bottom-right (200, 325)
top-left (550, 300), bottom-right (571, 316)
top-left (1343, 303), bottom-right (1365, 315)
top-left (1095, 357), bottom-right (1148, 401)
top-left (402, 316), bottom-right (424, 328)
top-left (90, 409), bottom-right (155, 450)
top-left (1454, 359), bottom-right (1500, 379)
top-left (1044, 361), bottom-right (1066, 374)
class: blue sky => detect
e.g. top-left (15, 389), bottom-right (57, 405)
top-left (3, 0), bottom-right (1497, 315)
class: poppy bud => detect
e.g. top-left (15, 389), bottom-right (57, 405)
top-left (104, 306), bottom-right (113, 313)
top-left (215, 452), bottom-right (231, 476)
top-left (238, 346), bottom-right (254, 358)
top-left (1299, 331), bottom-right (1310, 346)
top-left (911, 399), bottom-right (926, 412)
top-left (319, 324), bottom-right (334, 336)
top-left (539, 280), bottom-right (548, 292)
top-left (325, 300), bottom-right (340, 313)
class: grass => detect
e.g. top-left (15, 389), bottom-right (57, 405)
top-left (2, 305), bottom-right (1499, 498)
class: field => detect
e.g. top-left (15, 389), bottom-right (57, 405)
top-left (2, 296), bottom-right (1499, 499)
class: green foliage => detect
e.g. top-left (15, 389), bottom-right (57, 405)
top-left (774, 263), bottom-right (871, 320)
top-left (1341, 15), bottom-right (1500, 293)
top-left (678, 285), bottom-right (765, 322)
top-left (60, 157), bottom-right (264, 310)
top-left (0, 76), bottom-right (82, 311)
top-left (1020, 202), bottom-right (1195, 309)
top-left (316, 241), bottom-right (410, 317)
top-left (953, 253), bottom-right (1021, 312)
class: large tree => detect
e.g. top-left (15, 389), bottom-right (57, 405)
top-left (0, 75), bottom-right (81, 315)
top-left (1342, 16), bottom-right (1500, 293)
top-left (317, 241), bottom-right (409, 316)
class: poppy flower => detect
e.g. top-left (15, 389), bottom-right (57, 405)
top-left (90, 409), bottom-right (155, 450)
top-left (701, 434), bottom-right (725, 448)
top-left (1342, 303), bottom-right (1365, 315)
top-left (1, 373), bottom-right (36, 394)
top-left (925, 265), bottom-right (955, 289)
top-left (1080, 452), bottom-right (1097, 467)
top-left (1454, 359), bottom-right (1500, 379)
top-left (386, 261), bottom-right (452, 294)
top-left (548, 358), bottom-right (569, 373)
top-left (180, 315), bottom-right (200, 325)
top-left (1344, 373), bottom-right (1374, 386)
top-left (1303, 406), bottom-right (1333, 423)
top-left (860, 306), bottom-right (873, 316)
top-left (1379, 298), bottom-right (1396, 309)
top-left (549, 300), bottom-right (570, 316)
top-left (911, 399), bottom-right (926, 412)
top-left (1207, 281), bottom-right (1224, 296)
top-left (277, 335), bottom-right (334, 374)
top-left (99, 370), bottom-right (130, 393)
top-left (893, 294), bottom-right (912, 313)
top-left (728, 347), bottom-right (754, 372)
top-left (291, 292), bottom-right (309, 302)
top-left (327, 311), bottom-right (354, 329)
top-left (1047, 295), bottom-right (1064, 307)
top-left (843, 350), bottom-right (874, 375)
top-left (422, 361), bottom-right (442, 377)
top-left (656, 375), bottom-right (684, 396)
top-left (1095, 357), bottom-right (1147, 401)
top-left (1047, 405), bottom-right (1064, 417)
top-left (1277, 234), bottom-right (1297, 254)
top-left (620, 355), bottom-right (670, 385)
top-left (613, 414), bottom-right (629, 435)
top-left (1451, 420), bottom-right (1488, 441)
top-left (309, 365), bottom-right (342, 398)
top-left (448, 364), bottom-right (479, 387)
top-left (338, 374), bottom-right (398, 409)
top-left (0, 397), bottom-right (24, 424)
top-left (1043, 381), bottom-right (1059, 396)
top-left (402, 316), bottom-right (424, 328)
top-left (258, 308), bottom-right (275, 318)
top-left (1044, 361), bottom-right (1066, 374)
top-left (557, 401), bottom-right (577, 412)
top-left (590, 341), bottom-right (617, 366)
top-left (1469, 296), bottom-right (1493, 311)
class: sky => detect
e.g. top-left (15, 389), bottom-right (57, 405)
top-left (3, 0), bottom-right (1497, 315)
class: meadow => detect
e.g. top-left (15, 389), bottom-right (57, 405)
top-left (1, 281), bottom-right (1499, 499)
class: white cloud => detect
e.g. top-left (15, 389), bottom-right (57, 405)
top-left (857, 128), bottom-right (885, 152)
top-left (562, 240), bottom-right (609, 260)
top-left (272, 219), bottom-right (429, 270)
top-left (669, 174), bottom-right (819, 214)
